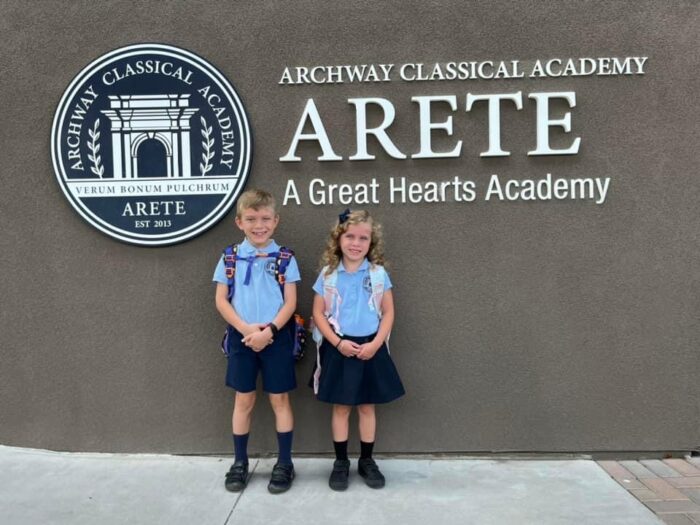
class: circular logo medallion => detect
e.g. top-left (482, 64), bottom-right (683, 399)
top-left (51, 43), bottom-right (252, 246)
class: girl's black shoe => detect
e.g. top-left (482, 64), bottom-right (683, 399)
top-left (329, 459), bottom-right (350, 491)
top-left (225, 461), bottom-right (249, 492)
top-left (358, 458), bottom-right (385, 489)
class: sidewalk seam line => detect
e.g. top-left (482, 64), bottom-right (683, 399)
top-left (224, 459), bottom-right (259, 525)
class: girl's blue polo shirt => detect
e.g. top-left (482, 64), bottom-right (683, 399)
top-left (213, 239), bottom-right (300, 324)
top-left (312, 259), bottom-right (392, 337)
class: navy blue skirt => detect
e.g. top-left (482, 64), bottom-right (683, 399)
top-left (313, 334), bottom-right (405, 406)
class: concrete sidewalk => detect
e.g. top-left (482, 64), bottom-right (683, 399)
top-left (0, 445), bottom-right (664, 525)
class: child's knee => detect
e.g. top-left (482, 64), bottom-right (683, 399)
top-left (333, 404), bottom-right (352, 418)
top-left (357, 404), bottom-right (375, 417)
top-left (268, 392), bottom-right (291, 411)
top-left (235, 391), bottom-right (256, 412)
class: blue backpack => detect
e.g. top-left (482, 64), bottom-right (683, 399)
top-left (219, 244), bottom-right (306, 360)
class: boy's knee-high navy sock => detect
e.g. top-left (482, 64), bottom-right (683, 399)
top-left (360, 440), bottom-right (374, 460)
top-left (277, 430), bottom-right (294, 465)
top-left (333, 440), bottom-right (349, 461)
top-left (233, 433), bottom-right (249, 464)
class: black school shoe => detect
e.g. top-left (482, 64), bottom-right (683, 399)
top-left (358, 458), bottom-right (385, 489)
top-left (329, 459), bottom-right (350, 491)
top-left (268, 462), bottom-right (295, 494)
top-left (225, 461), bottom-right (249, 492)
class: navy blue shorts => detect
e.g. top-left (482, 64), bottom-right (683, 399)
top-left (225, 326), bottom-right (297, 394)
top-left (313, 333), bottom-right (405, 406)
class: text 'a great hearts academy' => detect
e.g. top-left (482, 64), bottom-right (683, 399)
top-left (282, 174), bottom-right (611, 206)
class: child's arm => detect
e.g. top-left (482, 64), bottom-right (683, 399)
top-left (357, 289), bottom-right (394, 360)
top-left (274, 281), bottom-right (297, 330)
top-left (312, 293), bottom-right (360, 357)
top-left (215, 283), bottom-right (267, 338)
top-left (242, 282), bottom-right (297, 349)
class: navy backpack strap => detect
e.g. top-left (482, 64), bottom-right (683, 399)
top-left (275, 246), bottom-right (295, 294)
top-left (223, 244), bottom-right (239, 301)
top-left (274, 247), bottom-right (305, 361)
top-left (220, 243), bottom-right (239, 358)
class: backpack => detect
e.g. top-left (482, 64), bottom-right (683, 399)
top-left (219, 244), bottom-right (306, 361)
top-left (311, 264), bottom-right (387, 393)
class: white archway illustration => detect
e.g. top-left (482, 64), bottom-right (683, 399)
top-left (101, 94), bottom-right (199, 179)
top-left (131, 132), bottom-right (173, 177)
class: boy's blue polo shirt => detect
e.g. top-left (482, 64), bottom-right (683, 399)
top-left (213, 238), bottom-right (300, 324)
top-left (312, 259), bottom-right (392, 337)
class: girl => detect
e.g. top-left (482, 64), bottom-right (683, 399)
top-left (311, 209), bottom-right (405, 491)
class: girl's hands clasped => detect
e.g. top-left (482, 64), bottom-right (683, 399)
top-left (356, 342), bottom-right (379, 360)
top-left (337, 339), bottom-right (379, 360)
top-left (337, 339), bottom-right (361, 358)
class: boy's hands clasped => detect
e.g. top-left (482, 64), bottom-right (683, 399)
top-left (241, 323), bottom-right (273, 352)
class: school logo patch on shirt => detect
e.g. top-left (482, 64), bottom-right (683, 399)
top-left (265, 260), bottom-right (278, 275)
top-left (51, 43), bottom-right (252, 246)
top-left (363, 275), bottom-right (372, 294)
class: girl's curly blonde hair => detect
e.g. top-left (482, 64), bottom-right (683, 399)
top-left (320, 210), bottom-right (385, 275)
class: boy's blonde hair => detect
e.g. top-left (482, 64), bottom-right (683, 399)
top-left (320, 210), bottom-right (385, 275)
top-left (236, 189), bottom-right (277, 217)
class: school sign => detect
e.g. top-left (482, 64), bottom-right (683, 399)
top-left (1, 2), bottom-right (698, 455)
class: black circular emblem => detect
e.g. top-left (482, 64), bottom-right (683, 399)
top-left (51, 43), bottom-right (252, 246)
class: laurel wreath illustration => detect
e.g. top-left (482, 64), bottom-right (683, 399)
top-left (88, 119), bottom-right (104, 178)
top-left (200, 116), bottom-right (215, 176)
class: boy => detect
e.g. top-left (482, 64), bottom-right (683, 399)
top-left (213, 189), bottom-right (300, 494)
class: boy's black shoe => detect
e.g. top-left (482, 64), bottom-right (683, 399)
top-left (268, 462), bottom-right (295, 494)
top-left (358, 458), bottom-right (385, 489)
top-left (225, 461), bottom-right (249, 492)
top-left (328, 459), bottom-right (350, 491)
